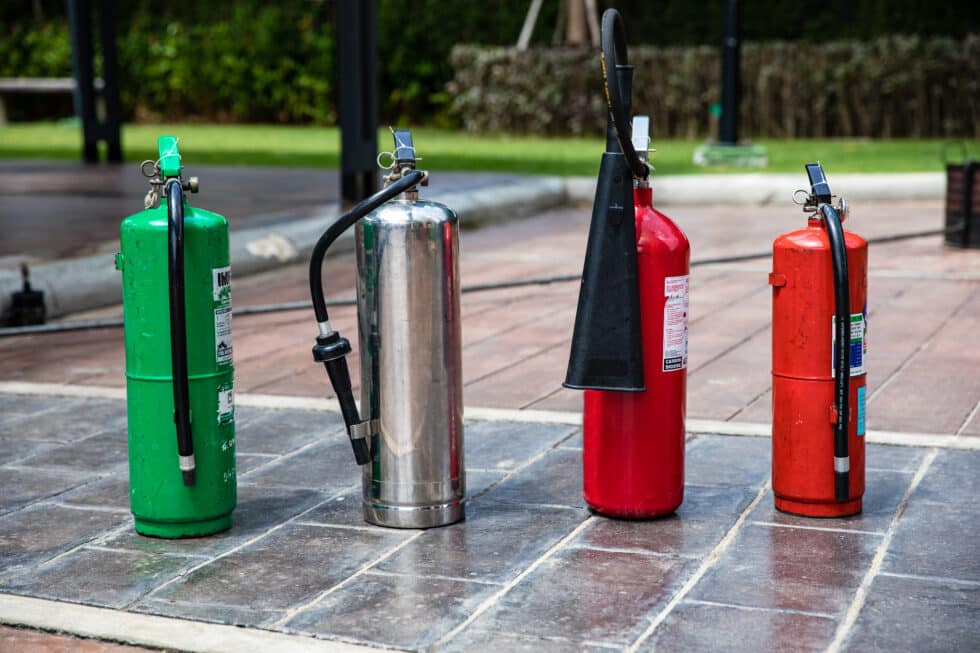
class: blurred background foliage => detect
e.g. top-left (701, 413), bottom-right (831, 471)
top-left (450, 36), bottom-right (980, 138)
top-left (1, 0), bottom-right (977, 135)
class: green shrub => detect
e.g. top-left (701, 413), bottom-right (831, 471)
top-left (448, 35), bottom-right (980, 138)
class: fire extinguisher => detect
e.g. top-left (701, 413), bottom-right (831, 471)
top-left (564, 9), bottom-right (690, 518)
top-left (770, 163), bottom-right (867, 517)
top-left (118, 136), bottom-right (236, 537)
top-left (308, 128), bottom-right (464, 529)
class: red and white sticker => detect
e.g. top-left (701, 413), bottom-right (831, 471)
top-left (663, 275), bottom-right (689, 372)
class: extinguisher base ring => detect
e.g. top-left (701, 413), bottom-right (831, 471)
top-left (363, 499), bottom-right (464, 529)
top-left (774, 495), bottom-right (862, 519)
top-left (133, 512), bottom-right (233, 539)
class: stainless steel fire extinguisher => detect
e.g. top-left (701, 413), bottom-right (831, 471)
top-left (308, 129), bottom-right (464, 529)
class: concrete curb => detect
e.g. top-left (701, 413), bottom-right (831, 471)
top-left (1, 172), bottom-right (942, 320)
top-left (565, 172), bottom-right (945, 206)
top-left (0, 176), bottom-right (567, 320)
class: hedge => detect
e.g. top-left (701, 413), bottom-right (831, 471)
top-left (448, 35), bottom-right (980, 138)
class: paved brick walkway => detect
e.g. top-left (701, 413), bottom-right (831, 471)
top-left (1, 196), bottom-right (978, 650)
top-left (0, 395), bottom-right (977, 651)
top-left (2, 199), bottom-right (978, 439)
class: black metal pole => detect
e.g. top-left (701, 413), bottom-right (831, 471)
top-left (337, 0), bottom-right (379, 204)
top-left (719, 0), bottom-right (740, 145)
top-left (67, 0), bottom-right (98, 163)
top-left (67, 0), bottom-right (123, 163)
top-left (97, 0), bottom-right (122, 162)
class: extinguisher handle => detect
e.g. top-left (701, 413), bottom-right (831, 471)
top-left (600, 9), bottom-right (650, 180)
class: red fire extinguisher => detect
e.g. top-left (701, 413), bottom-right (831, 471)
top-left (564, 10), bottom-right (690, 518)
top-left (770, 163), bottom-right (867, 517)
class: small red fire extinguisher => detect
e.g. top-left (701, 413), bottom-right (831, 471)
top-left (564, 9), bottom-right (689, 518)
top-left (770, 163), bottom-right (868, 517)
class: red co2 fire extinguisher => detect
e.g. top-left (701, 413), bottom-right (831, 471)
top-left (770, 163), bottom-right (868, 517)
top-left (564, 9), bottom-right (690, 518)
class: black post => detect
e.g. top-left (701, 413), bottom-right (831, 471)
top-left (719, 0), bottom-right (740, 145)
top-left (336, 0), bottom-right (379, 204)
top-left (67, 0), bottom-right (98, 162)
top-left (66, 0), bottom-right (122, 163)
top-left (97, 0), bottom-right (123, 162)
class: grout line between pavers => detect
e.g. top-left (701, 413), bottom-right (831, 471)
top-left (426, 516), bottom-right (596, 652)
top-left (684, 598), bottom-right (837, 620)
top-left (689, 284), bottom-right (770, 328)
top-left (131, 484), bottom-right (358, 610)
top-left (362, 568), bottom-right (503, 587)
top-left (81, 543), bottom-right (211, 560)
top-left (565, 543), bottom-right (698, 561)
top-left (626, 480), bottom-right (771, 652)
top-left (2, 382), bottom-right (977, 450)
top-left (687, 321), bottom-right (770, 377)
top-left (269, 530), bottom-right (425, 629)
top-left (877, 571), bottom-right (980, 587)
top-left (826, 448), bottom-right (938, 653)
top-left (955, 397), bottom-right (980, 436)
top-left (3, 518), bottom-right (133, 584)
top-left (236, 436), bottom-right (336, 481)
top-left (748, 521), bottom-right (884, 537)
top-left (868, 285), bottom-right (978, 404)
top-left (463, 338), bottom-right (569, 390)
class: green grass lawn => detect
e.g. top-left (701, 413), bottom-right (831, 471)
top-left (1, 122), bottom-right (974, 176)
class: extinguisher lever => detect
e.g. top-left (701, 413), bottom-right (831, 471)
top-left (805, 162), bottom-right (833, 205)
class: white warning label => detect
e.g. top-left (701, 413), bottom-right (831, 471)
top-left (215, 306), bottom-right (233, 364)
top-left (213, 266), bottom-right (231, 302)
top-left (217, 383), bottom-right (234, 424)
top-left (663, 275), bottom-right (689, 372)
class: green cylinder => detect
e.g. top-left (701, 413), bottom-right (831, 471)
top-left (118, 141), bottom-right (236, 538)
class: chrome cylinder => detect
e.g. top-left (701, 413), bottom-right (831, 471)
top-left (355, 198), bottom-right (464, 528)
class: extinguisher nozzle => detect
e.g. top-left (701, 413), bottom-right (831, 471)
top-left (564, 152), bottom-right (645, 391)
top-left (835, 472), bottom-right (849, 502)
top-left (182, 469), bottom-right (196, 486)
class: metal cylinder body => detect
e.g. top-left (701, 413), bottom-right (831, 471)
top-left (119, 201), bottom-right (236, 537)
top-left (771, 220), bottom-right (867, 517)
top-left (583, 187), bottom-right (690, 518)
top-left (355, 198), bottom-right (464, 528)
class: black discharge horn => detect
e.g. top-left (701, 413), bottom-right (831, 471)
top-left (564, 8), bottom-right (647, 392)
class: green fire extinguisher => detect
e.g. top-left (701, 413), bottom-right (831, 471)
top-left (117, 136), bottom-right (236, 538)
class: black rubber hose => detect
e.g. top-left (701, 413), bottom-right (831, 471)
top-left (309, 170), bottom-right (424, 324)
top-left (820, 203), bottom-right (850, 502)
top-left (308, 169), bottom-right (424, 465)
top-left (166, 181), bottom-right (195, 486)
top-left (600, 9), bottom-right (649, 180)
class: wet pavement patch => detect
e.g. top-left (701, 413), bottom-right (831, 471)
top-left (0, 394), bottom-right (977, 651)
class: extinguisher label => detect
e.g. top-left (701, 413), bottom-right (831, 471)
top-left (214, 307), bottom-right (233, 364)
top-left (217, 382), bottom-right (234, 424)
top-left (832, 313), bottom-right (867, 376)
top-left (663, 275), bottom-right (689, 372)
top-left (213, 266), bottom-right (233, 365)
top-left (212, 266), bottom-right (232, 302)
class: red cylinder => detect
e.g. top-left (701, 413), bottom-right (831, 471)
top-left (771, 218), bottom-right (868, 517)
top-left (583, 186), bottom-right (690, 518)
